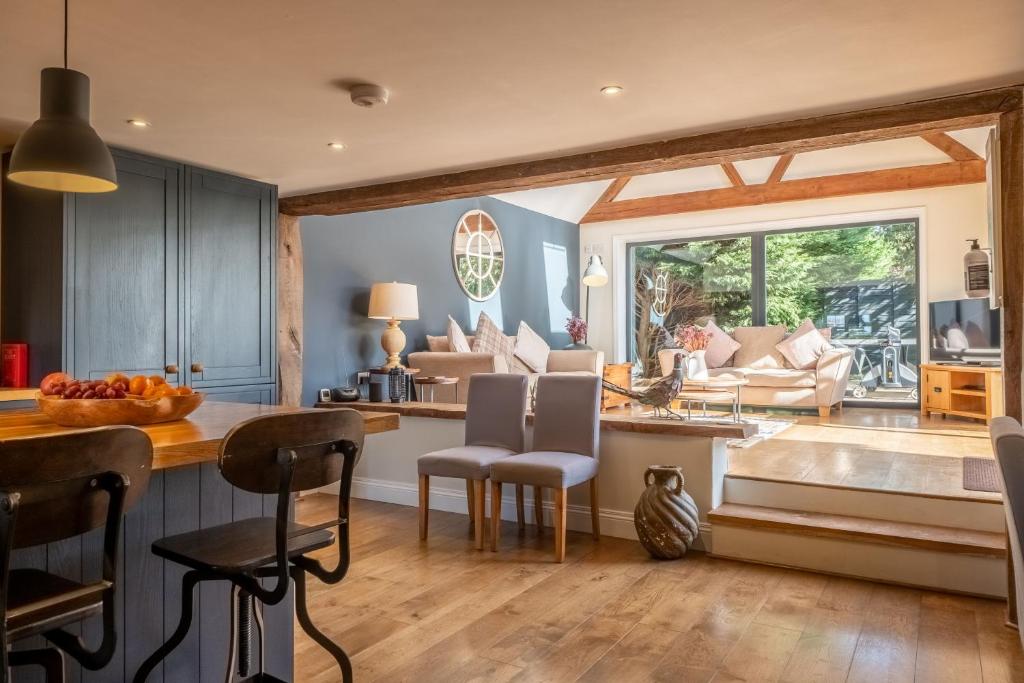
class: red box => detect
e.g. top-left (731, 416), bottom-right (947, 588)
top-left (2, 343), bottom-right (29, 388)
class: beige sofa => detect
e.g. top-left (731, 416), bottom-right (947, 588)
top-left (409, 348), bottom-right (604, 404)
top-left (658, 344), bottom-right (852, 416)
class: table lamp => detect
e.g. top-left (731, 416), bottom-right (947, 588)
top-left (581, 255), bottom-right (608, 344)
top-left (368, 282), bottom-right (419, 368)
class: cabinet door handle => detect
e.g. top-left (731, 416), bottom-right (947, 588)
top-left (165, 364), bottom-right (179, 374)
top-left (933, 387), bottom-right (942, 393)
top-left (191, 362), bottom-right (204, 373)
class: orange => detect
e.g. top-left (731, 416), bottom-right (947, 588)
top-left (176, 386), bottom-right (194, 396)
top-left (105, 372), bottom-right (130, 387)
top-left (149, 375), bottom-right (167, 386)
top-left (129, 375), bottom-right (152, 395)
top-left (142, 384), bottom-right (162, 399)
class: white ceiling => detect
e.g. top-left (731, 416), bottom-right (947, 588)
top-left (492, 126), bottom-right (994, 222)
top-left (0, 1), bottom-right (1021, 196)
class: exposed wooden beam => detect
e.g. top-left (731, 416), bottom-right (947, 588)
top-left (580, 160), bottom-right (985, 223)
top-left (767, 154), bottom-right (794, 184)
top-left (921, 131), bottom-right (983, 162)
top-left (721, 162), bottom-right (746, 187)
top-left (277, 214), bottom-right (303, 407)
top-left (279, 86), bottom-right (1020, 216)
top-left (579, 176), bottom-right (632, 223)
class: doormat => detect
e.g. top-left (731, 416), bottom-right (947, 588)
top-left (963, 457), bottom-right (1000, 493)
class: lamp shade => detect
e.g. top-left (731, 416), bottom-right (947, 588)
top-left (368, 282), bottom-right (419, 320)
top-left (582, 255), bottom-right (608, 287)
top-left (8, 68), bottom-right (117, 193)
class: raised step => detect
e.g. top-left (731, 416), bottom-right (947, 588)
top-left (709, 503), bottom-right (1007, 597)
top-left (723, 475), bottom-right (1004, 533)
top-left (709, 503), bottom-right (1005, 557)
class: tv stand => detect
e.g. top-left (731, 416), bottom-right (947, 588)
top-left (920, 363), bottom-right (1003, 424)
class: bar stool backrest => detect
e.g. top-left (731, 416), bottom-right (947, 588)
top-left (0, 427), bottom-right (153, 547)
top-left (464, 374), bottom-right (528, 452)
top-left (532, 375), bottom-right (602, 459)
top-left (219, 409), bottom-right (366, 494)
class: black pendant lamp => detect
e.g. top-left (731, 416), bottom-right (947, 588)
top-left (8, 0), bottom-right (117, 193)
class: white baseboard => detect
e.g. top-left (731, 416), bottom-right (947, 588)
top-left (351, 476), bottom-right (711, 552)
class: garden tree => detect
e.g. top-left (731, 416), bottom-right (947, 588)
top-left (631, 223), bottom-right (917, 375)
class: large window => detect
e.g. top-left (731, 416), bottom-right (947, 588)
top-left (628, 220), bottom-right (919, 404)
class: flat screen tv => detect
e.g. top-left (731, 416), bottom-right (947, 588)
top-left (929, 298), bottom-right (1001, 363)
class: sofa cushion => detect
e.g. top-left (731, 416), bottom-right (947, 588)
top-left (472, 312), bottom-right (515, 368)
top-left (426, 335), bottom-right (450, 352)
top-left (490, 451), bottom-right (599, 489)
top-left (707, 367), bottom-right (750, 382)
top-left (447, 316), bottom-right (472, 353)
top-left (514, 321), bottom-right (550, 373)
top-left (776, 319), bottom-right (833, 370)
top-left (732, 325), bottom-right (787, 369)
top-left (703, 319), bottom-right (741, 368)
top-left (417, 445), bottom-right (517, 480)
top-left (744, 369), bottom-right (817, 388)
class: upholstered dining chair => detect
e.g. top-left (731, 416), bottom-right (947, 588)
top-left (418, 373), bottom-right (528, 550)
top-left (489, 374), bottom-right (602, 562)
top-left (991, 416), bottom-right (1024, 649)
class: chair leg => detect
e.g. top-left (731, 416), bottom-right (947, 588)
top-left (133, 570), bottom-right (202, 682)
top-left (418, 474), bottom-right (429, 541)
top-left (293, 567), bottom-right (352, 683)
top-left (8, 648), bottom-right (64, 683)
top-left (472, 479), bottom-right (486, 551)
top-left (533, 485), bottom-right (544, 533)
top-left (515, 484), bottom-right (525, 531)
top-left (589, 477), bottom-right (601, 540)
top-left (490, 480), bottom-right (502, 552)
top-left (465, 479), bottom-right (475, 529)
top-left (554, 488), bottom-right (567, 563)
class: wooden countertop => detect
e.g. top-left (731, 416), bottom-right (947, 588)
top-left (0, 402), bottom-right (400, 470)
top-left (0, 388), bottom-right (36, 402)
top-left (319, 401), bottom-right (756, 439)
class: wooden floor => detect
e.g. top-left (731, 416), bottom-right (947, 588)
top-left (727, 408), bottom-right (999, 501)
top-left (294, 495), bottom-right (1024, 683)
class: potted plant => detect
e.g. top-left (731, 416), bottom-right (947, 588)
top-left (675, 324), bottom-right (712, 380)
top-left (565, 316), bottom-right (591, 350)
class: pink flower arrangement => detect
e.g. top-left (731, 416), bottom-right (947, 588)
top-left (565, 316), bottom-right (588, 343)
top-left (675, 324), bottom-right (712, 352)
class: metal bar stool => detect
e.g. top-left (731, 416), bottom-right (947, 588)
top-left (0, 427), bottom-right (154, 682)
top-left (133, 409), bottom-right (365, 683)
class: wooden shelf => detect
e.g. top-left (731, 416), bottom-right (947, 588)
top-left (920, 363), bottom-right (1003, 424)
top-left (950, 388), bottom-right (986, 397)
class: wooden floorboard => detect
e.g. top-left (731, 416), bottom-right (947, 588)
top-left (293, 495), bottom-right (1024, 682)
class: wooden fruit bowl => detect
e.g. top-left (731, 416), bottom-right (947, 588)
top-left (36, 392), bottom-right (205, 428)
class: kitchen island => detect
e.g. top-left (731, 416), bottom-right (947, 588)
top-left (4, 401), bottom-right (399, 683)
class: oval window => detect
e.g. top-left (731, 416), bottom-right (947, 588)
top-left (452, 210), bottom-right (504, 301)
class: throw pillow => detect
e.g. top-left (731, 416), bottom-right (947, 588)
top-left (702, 319), bottom-right (741, 368)
top-left (472, 312), bottom-right (515, 369)
top-left (776, 319), bottom-right (833, 370)
top-left (447, 316), bottom-right (471, 353)
top-left (732, 325), bottom-right (787, 369)
top-left (426, 335), bottom-right (450, 352)
top-left (514, 321), bottom-right (550, 373)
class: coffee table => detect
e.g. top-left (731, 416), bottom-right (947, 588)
top-left (677, 377), bottom-right (748, 422)
top-left (414, 376), bottom-right (459, 403)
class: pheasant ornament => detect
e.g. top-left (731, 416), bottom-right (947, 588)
top-left (603, 353), bottom-right (686, 419)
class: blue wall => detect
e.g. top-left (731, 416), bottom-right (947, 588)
top-left (301, 196), bottom-right (579, 406)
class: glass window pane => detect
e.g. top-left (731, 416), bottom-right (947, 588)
top-left (765, 222), bottom-right (918, 404)
top-left (630, 237), bottom-right (752, 377)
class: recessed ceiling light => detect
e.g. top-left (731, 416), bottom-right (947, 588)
top-left (126, 119), bottom-right (151, 128)
top-left (600, 85), bottom-right (624, 96)
top-left (327, 142), bottom-right (345, 150)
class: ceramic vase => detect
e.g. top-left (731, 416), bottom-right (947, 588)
top-left (634, 465), bottom-right (700, 560)
top-left (686, 349), bottom-right (709, 380)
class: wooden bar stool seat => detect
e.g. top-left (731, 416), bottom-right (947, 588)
top-left (0, 427), bottom-right (154, 683)
top-left (152, 518), bottom-right (336, 574)
top-left (133, 409), bottom-right (365, 683)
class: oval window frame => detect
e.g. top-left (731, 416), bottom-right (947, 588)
top-left (451, 209), bottom-right (505, 301)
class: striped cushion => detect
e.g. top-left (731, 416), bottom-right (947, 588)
top-left (472, 312), bottom-right (515, 369)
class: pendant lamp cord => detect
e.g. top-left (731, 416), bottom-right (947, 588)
top-left (63, 0), bottom-right (68, 68)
